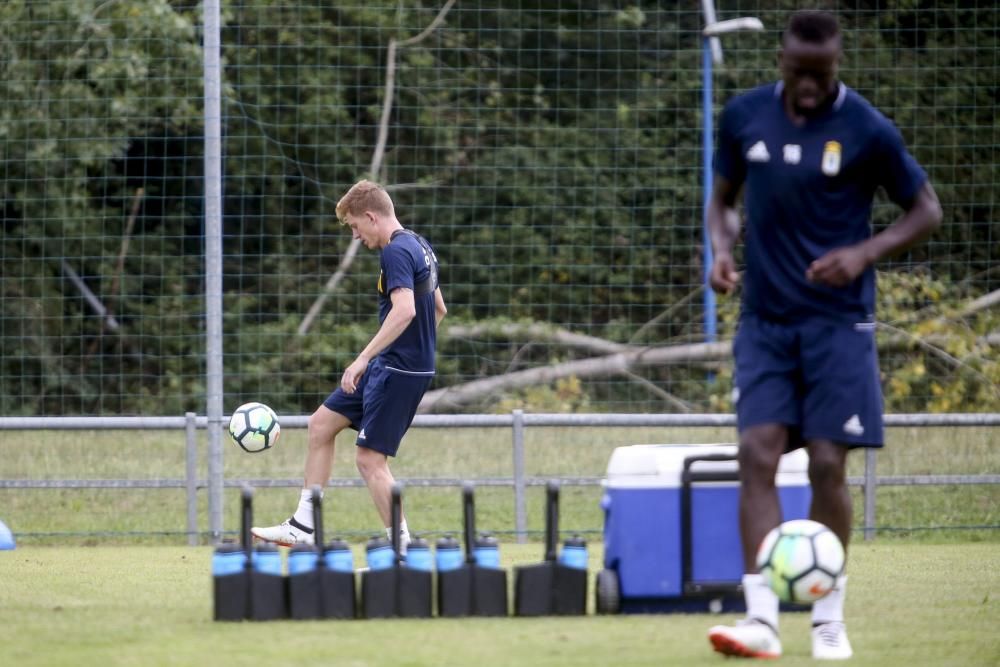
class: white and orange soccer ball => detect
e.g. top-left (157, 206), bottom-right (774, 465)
top-left (755, 519), bottom-right (845, 604)
top-left (228, 402), bottom-right (281, 453)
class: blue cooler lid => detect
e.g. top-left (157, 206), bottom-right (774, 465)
top-left (604, 444), bottom-right (808, 489)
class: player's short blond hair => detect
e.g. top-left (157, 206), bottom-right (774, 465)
top-left (336, 180), bottom-right (395, 223)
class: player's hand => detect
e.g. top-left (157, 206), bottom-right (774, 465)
top-left (709, 253), bottom-right (741, 294)
top-left (341, 356), bottom-right (369, 394)
top-left (806, 246), bottom-right (869, 288)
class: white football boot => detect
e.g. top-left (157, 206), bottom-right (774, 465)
top-left (708, 618), bottom-right (782, 659)
top-left (251, 518), bottom-right (315, 547)
top-left (812, 622), bottom-right (853, 660)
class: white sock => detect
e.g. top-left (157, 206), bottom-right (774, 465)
top-left (292, 488), bottom-right (320, 530)
top-left (386, 518), bottom-right (410, 544)
top-left (812, 575), bottom-right (847, 625)
top-left (743, 573), bottom-right (779, 631)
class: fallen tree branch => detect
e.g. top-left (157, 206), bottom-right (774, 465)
top-left (445, 321), bottom-right (631, 355)
top-left (959, 288), bottom-right (1000, 318)
top-left (418, 340), bottom-right (731, 413)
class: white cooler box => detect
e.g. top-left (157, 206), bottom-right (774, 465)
top-left (598, 444), bottom-right (811, 613)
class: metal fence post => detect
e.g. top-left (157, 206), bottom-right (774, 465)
top-left (864, 447), bottom-right (877, 541)
top-left (184, 412), bottom-right (199, 546)
top-left (202, 0), bottom-right (225, 542)
top-left (512, 409), bottom-right (526, 543)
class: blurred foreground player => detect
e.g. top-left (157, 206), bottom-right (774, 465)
top-left (705, 10), bottom-right (941, 660)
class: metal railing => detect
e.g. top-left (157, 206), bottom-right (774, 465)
top-left (2, 411), bottom-right (998, 544)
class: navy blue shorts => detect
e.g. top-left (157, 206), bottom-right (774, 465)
top-left (733, 313), bottom-right (884, 448)
top-left (322, 360), bottom-right (433, 457)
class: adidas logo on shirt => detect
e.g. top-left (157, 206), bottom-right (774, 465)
top-left (358, 428), bottom-right (367, 440)
top-left (746, 140), bottom-right (770, 162)
top-left (843, 415), bottom-right (864, 437)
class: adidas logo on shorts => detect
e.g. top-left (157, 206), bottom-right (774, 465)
top-left (842, 415), bottom-right (864, 436)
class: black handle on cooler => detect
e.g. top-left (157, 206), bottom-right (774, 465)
top-left (680, 453), bottom-right (739, 592)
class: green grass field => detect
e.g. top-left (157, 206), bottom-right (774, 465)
top-left (1, 425), bottom-right (998, 664)
top-left (1, 542), bottom-right (998, 666)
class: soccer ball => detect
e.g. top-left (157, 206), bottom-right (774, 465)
top-left (228, 402), bottom-right (281, 453)
top-left (755, 519), bottom-right (845, 604)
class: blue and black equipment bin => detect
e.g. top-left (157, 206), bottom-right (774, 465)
top-left (213, 485), bottom-right (256, 621)
top-left (287, 485), bottom-right (355, 619)
top-left (437, 483), bottom-right (509, 617)
top-left (360, 483), bottom-right (433, 618)
top-left (212, 485), bottom-right (252, 621)
top-left (320, 535), bottom-right (357, 619)
top-left (514, 480), bottom-right (587, 616)
top-left (213, 484), bottom-right (288, 621)
top-left (249, 540), bottom-right (286, 620)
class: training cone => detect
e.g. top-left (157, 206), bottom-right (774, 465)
top-left (0, 520), bottom-right (15, 550)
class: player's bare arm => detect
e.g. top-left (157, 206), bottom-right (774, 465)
top-left (806, 182), bottom-right (943, 287)
top-left (341, 287), bottom-right (417, 393)
top-left (433, 287), bottom-right (447, 328)
top-left (706, 175), bottom-right (744, 294)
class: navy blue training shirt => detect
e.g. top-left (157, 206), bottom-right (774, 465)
top-left (714, 82), bottom-right (927, 321)
top-left (377, 229), bottom-right (439, 375)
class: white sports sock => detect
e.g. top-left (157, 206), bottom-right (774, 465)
top-left (292, 488), bottom-right (321, 529)
top-left (812, 574), bottom-right (847, 625)
top-left (385, 518), bottom-right (410, 544)
top-left (743, 573), bottom-right (780, 631)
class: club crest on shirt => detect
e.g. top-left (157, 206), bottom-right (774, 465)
top-left (822, 141), bottom-right (842, 176)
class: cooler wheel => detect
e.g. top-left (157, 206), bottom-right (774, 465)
top-left (595, 569), bottom-right (620, 614)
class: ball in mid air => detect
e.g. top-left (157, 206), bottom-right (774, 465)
top-left (228, 402), bottom-right (281, 453)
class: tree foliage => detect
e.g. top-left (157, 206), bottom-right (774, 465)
top-left (0, 1), bottom-right (996, 416)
